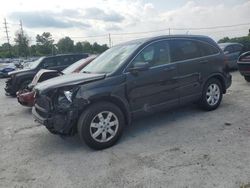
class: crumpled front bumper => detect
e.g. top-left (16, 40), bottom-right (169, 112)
top-left (32, 96), bottom-right (79, 136)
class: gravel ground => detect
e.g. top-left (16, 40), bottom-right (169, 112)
top-left (0, 71), bottom-right (250, 188)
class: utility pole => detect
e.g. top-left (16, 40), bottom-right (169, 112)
top-left (20, 20), bottom-right (24, 37)
top-left (3, 18), bottom-right (11, 57)
top-left (168, 28), bottom-right (171, 35)
top-left (19, 20), bottom-right (28, 58)
top-left (108, 33), bottom-right (112, 48)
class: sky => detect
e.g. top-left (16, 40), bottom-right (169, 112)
top-left (0, 0), bottom-right (250, 46)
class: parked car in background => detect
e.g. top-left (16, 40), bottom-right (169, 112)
top-left (237, 51), bottom-right (250, 82)
top-left (32, 35), bottom-right (232, 150)
top-left (218, 42), bottom-right (243, 69)
top-left (5, 53), bottom-right (89, 96)
top-left (17, 55), bottom-right (97, 107)
top-left (0, 63), bottom-right (16, 78)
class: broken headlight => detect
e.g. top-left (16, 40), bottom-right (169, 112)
top-left (56, 87), bottom-right (78, 110)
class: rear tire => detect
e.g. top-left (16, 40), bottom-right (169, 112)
top-left (244, 76), bottom-right (250, 82)
top-left (199, 78), bottom-right (223, 111)
top-left (77, 102), bottom-right (125, 150)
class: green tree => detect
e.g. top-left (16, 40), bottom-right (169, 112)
top-left (218, 37), bottom-right (230, 43)
top-left (74, 42), bottom-right (83, 53)
top-left (57, 37), bottom-right (74, 54)
top-left (0, 43), bottom-right (12, 58)
top-left (14, 30), bottom-right (30, 57)
top-left (36, 32), bottom-right (54, 55)
top-left (218, 35), bottom-right (250, 52)
top-left (29, 45), bottom-right (37, 56)
top-left (82, 41), bottom-right (92, 53)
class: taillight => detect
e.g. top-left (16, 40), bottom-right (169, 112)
top-left (224, 55), bottom-right (230, 71)
top-left (239, 55), bottom-right (250, 62)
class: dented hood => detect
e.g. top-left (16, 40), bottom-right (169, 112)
top-left (35, 73), bottom-right (105, 93)
top-left (30, 69), bottom-right (59, 86)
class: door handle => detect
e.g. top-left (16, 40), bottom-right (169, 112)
top-left (164, 66), bottom-right (176, 71)
top-left (199, 60), bottom-right (208, 64)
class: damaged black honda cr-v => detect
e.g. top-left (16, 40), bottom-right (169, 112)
top-left (32, 35), bottom-right (232, 150)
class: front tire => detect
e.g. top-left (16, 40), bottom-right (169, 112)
top-left (77, 102), bottom-right (125, 150)
top-left (244, 76), bottom-right (250, 82)
top-left (199, 78), bottom-right (223, 111)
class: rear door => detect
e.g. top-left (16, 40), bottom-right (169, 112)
top-left (170, 39), bottom-right (219, 104)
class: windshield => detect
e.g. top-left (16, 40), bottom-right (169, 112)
top-left (62, 58), bottom-right (86, 74)
top-left (82, 43), bottom-right (141, 74)
top-left (25, 57), bottom-right (44, 69)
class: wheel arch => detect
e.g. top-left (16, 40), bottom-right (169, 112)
top-left (88, 95), bottom-right (131, 126)
top-left (205, 73), bottom-right (226, 94)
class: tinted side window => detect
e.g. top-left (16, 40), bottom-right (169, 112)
top-left (69, 56), bottom-right (76, 63)
top-left (170, 40), bottom-right (200, 62)
top-left (233, 45), bottom-right (242, 52)
top-left (132, 41), bottom-right (170, 67)
top-left (224, 46), bottom-right (234, 53)
top-left (198, 42), bottom-right (219, 56)
top-left (42, 58), bottom-right (57, 68)
top-left (58, 56), bottom-right (71, 66)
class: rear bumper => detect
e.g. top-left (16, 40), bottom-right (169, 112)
top-left (237, 63), bottom-right (250, 76)
top-left (225, 73), bottom-right (232, 90)
top-left (17, 90), bottom-right (35, 107)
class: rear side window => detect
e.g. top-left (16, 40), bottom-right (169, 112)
top-left (170, 39), bottom-right (219, 62)
top-left (198, 42), bottom-right (219, 56)
top-left (58, 56), bottom-right (71, 66)
top-left (224, 46), bottom-right (234, 53)
top-left (42, 58), bottom-right (57, 68)
top-left (170, 40), bottom-right (200, 62)
top-left (233, 45), bottom-right (242, 52)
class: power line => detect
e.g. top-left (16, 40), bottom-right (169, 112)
top-left (110, 22), bottom-right (250, 36)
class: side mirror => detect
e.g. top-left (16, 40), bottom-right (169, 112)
top-left (224, 51), bottom-right (230, 55)
top-left (128, 62), bottom-right (150, 73)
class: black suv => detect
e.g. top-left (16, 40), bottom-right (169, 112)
top-left (32, 35), bottom-right (232, 150)
top-left (5, 54), bottom-right (89, 96)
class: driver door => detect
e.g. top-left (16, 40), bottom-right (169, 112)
top-left (125, 40), bottom-right (178, 114)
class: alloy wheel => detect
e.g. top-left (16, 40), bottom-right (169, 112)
top-left (206, 83), bottom-right (221, 106)
top-left (90, 111), bottom-right (119, 143)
